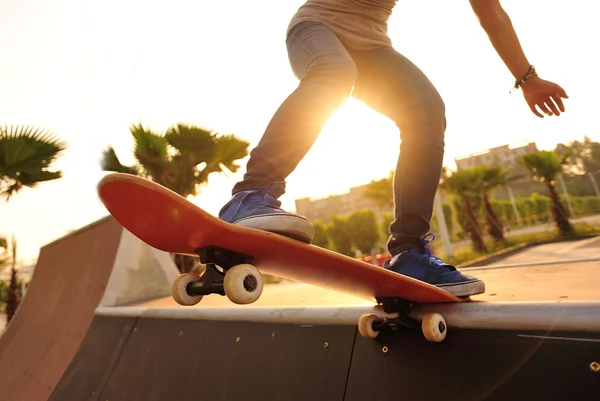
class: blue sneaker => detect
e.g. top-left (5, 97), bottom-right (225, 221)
top-left (384, 235), bottom-right (485, 297)
top-left (219, 182), bottom-right (314, 243)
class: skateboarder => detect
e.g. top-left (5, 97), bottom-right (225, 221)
top-left (219, 0), bottom-right (568, 297)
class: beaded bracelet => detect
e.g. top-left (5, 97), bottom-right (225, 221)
top-left (513, 65), bottom-right (537, 90)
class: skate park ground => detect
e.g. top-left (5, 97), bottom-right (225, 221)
top-left (1, 216), bottom-right (599, 400)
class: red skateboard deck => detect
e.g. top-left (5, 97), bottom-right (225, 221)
top-left (98, 173), bottom-right (463, 341)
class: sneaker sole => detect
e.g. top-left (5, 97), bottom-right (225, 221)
top-left (435, 279), bottom-right (485, 298)
top-left (233, 213), bottom-right (315, 244)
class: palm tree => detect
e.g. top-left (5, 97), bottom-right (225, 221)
top-left (4, 235), bottom-right (20, 324)
top-left (440, 168), bottom-right (487, 253)
top-left (479, 166), bottom-right (511, 242)
top-left (101, 123), bottom-right (250, 197)
top-left (101, 122), bottom-right (250, 272)
top-left (519, 150), bottom-right (573, 236)
top-left (0, 125), bottom-right (67, 200)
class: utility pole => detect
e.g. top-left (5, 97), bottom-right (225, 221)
top-left (433, 190), bottom-right (453, 257)
top-left (589, 172), bottom-right (600, 197)
top-left (507, 186), bottom-right (521, 222)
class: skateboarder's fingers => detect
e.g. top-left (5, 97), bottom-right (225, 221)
top-left (551, 93), bottom-right (566, 113)
top-left (544, 98), bottom-right (560, 116)
top-left (528, 102), bottom-right (544, 118)
top-left (536, 101), bottom-right (553, 116)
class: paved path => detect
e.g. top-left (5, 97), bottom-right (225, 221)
top-left (505, 214), bottom-right (600, 237)
top-left (448, 213), bottom-right (600, 253)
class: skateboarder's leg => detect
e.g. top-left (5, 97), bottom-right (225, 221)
top-left (219, 22), bottom-right (357, 242)
top-left (352, 47), bottom-right (444, 252)
top-left (351, 47), bottom-right (484, 297)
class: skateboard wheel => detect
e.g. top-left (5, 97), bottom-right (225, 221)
top-left (224, 264), bottom-right (264, 305)
top-left (358, 314), bottom-right (381, 339)
top-left (171, 272), bottom-right (203, 306)
top-left (421, 313), bottom-right (447, 342)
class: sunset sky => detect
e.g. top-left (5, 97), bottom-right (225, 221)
top-left (1, 0), bottom-right (598, 263)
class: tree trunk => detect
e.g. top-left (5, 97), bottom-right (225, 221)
top-left (464, 197), bottom-right (487, 253)
top-left (484, 193), bottom-right (505, 242)
top-left (546, 181), bottom-right (573, 235)
top-left (6, 267), bottom-right (21, 324)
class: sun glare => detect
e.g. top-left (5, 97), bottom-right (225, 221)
top-left (280, 98), bottom-right (400, 206)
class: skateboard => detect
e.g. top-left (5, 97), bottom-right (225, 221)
top-left (97, 172), bottom-right (467, 342)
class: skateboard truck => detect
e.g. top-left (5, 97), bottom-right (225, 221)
top-left (358, 296), bottom-right (448, 343)
top-left (171, 246), bottom-right (265, 306)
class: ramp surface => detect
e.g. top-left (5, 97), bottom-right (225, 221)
top-left (49, 303), bottom-right (600, 401)
top-left (51, 314), bottom-right (355, 401)
top-left (0, 217), bottom-right (123, 401)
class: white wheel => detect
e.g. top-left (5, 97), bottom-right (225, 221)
top-left (421, 313), bottom-right (447, 342)
top-left (223, 264), bottom-right (264, 305)
top-left (358, 314), bottom-right (381, 339)
top-left (171, 272), bottom-right (203, 306)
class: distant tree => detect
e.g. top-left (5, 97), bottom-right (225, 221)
top-left (326, 216), bottom-right (353, 256)
top-left (555, 136), bottom-right (600, 175)
top-left (311, 221), bottom-right (330, 249)
top-left (347, 210), bottom-right (380, 254)
top-left (101, 122), bottom-right (250, 197)
top-left (479, 166), bottom-right (511, 242)
top-left (4, 235), bottom-right (20, 324)
top-left (519, 150), bottom-right (573, 235)
top-left (0, 125), bottom-right (66, 200)
top-left (440, 168), bottom-right (487, 252)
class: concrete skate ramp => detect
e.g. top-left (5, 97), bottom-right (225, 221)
top-left (0, 217), bottom-right (123, 401)
top-left (49, 302), bottom-right (600, 401)
top-left (0, 215), bottom-right (179, 401)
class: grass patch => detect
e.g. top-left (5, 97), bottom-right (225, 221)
top-left (435, 222), bottom-right (600, 267)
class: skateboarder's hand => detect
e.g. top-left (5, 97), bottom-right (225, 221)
top-left (521, 76), bottom-right (568, 118)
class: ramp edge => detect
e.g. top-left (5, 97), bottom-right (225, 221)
top-left (96, 300), bottom-right (600, 332)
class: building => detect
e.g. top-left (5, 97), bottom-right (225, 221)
top-left (294, 183), bottom-right (386, 223)
top-left (454, 141), bottom-right (538, 175)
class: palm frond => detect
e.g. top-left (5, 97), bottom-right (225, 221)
top-left (100, 146), bottom-right (139, 175)
top-left (165, 123), bottom-right (217, 164)
top-left (439, 168), bottom-right (484, 197)
top-left (211, 134), bottom-right (250, 173)
top-left (519, 150), bottom-right (565, 182)
top-left (130, 123), bottom-right (169, 160)
top-left (0, 124), bottom-right (66, 175)
top-left (129, 124), bottom-right (171, 179)
top-left (479, 166), bottom-right (511, 192)
top-left (0, 124), bottom-right (66, 199)
top-left (1, 181), bottom-right (23, 200)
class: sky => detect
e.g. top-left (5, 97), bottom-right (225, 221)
top-left (1, 0), bottom-right (598, 263)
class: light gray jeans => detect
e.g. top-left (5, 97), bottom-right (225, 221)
top-left (232, 21), bottom-right (447, 254)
